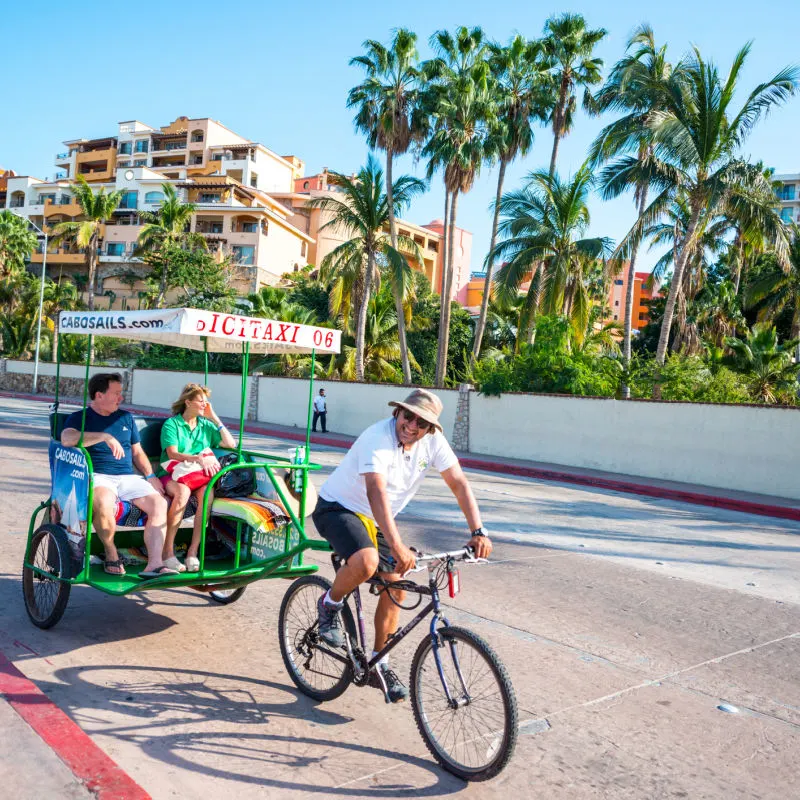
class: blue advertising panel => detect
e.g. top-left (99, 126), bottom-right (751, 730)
top-left (48, 441), bottom-right (90, 563)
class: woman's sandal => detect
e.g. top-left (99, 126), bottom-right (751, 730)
top-left (103, 558), bottom-right (126, 576)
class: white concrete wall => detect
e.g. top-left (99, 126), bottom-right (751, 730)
top-left (131, 369), bottom-right (251, 420)
top-left (470, 393), bottom-right (800, 500)
top-left (5, 360), bottom-right (129, 380)
top-left (257, 376), bottom-right (459, 439)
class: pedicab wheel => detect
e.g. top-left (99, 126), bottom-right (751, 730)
top-left (209, 586), bottom-right (247, 604)
top-left (22, 524), bottom-right (73, 629)
top-left (410, 626), bottom-right (518, 781)
top-left (278, 575), bottom-right (356, 702)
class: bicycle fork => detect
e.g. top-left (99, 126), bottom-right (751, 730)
top-left (429, 588), bottom-right (472, 709)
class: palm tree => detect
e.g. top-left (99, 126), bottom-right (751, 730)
top-left (348, 29), bottom-right (425, 384)
top-left (541, 12), bottom-right (607, 177)
top-left (471, 35), bottom-right (550, 364)
top-left (305, 156), bottom-right (425, 380)
top-left (50, 176), bottom-right (122, 310)
top-left (137, 183), bottom-right (204, 307)
top-left (491, 165), bottom-right (613, 350)
top-left (592, 24), bottom-right (675, 397)
top-left (0, 210), bottom-right (38, 279)
top-left (331, 287), bottom-right (421, 382)
top-left (42, 279), bottom-right (79, 361)
top-left (747, 228), bottom-right (800, 362)
top-left (422, 26), bottom-right (492, 385)
top-left (725, 324), bottom-right (800, 403)
top-left (616, 45), bottom-right (798, 370)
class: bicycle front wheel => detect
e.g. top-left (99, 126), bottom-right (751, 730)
top-left (410, 625), bottom-right (517, 781)
top-left (278, 575), bottom-right (356, 702)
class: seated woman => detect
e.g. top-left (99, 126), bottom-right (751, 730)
top-left (159, 383), bottom-right (236, 572)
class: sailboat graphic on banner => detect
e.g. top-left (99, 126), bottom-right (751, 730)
top-left (63, 482), bottom-right (85, 561)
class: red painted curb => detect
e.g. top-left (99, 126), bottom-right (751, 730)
top-left (458, 458), bottom-right (800, 523)
top-left (4, 390), bottom-right (799, 523)
top-left (0, 652), bottom-right (151, 800)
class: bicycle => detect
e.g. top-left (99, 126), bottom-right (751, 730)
top-left (278, 546), bottom-right (518, 781)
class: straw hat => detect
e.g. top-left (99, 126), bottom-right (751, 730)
top-left (388, 388), bottom-right (444, 433)
top-left (277, 471), bottom-right (318, 519)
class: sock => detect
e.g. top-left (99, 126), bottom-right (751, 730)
top-left (372, 650), bottom-right (389, 668)
top-left (323, 589), bottom-right (343, 608)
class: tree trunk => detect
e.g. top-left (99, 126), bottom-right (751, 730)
top-left (87, 237), bottom-right (97, 312)
top-left (385, 151), bottom-right (413, 384)
top-left (549, 74), bottom-right (570, 178)
top-left (732, 231), bottom-right (745, 296)
top-left (471, 158), bottom-right (507, 366)
top-left (354, 250), bottom-right (375, 381)
top-left (621, 185), bottom-right (649, 399)
top-left (51, 319), bottom-right (58, 363)
top-left (519, 263), bottom-right (541, 350)
top-left (434, 189), bottom-right (451, 386)
top-left (655, 205), bottom-right (703, 370)
top-left (435, 190), bottom-right (459, 387)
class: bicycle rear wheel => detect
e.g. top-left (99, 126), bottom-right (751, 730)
top-left (410, 625), bottom-right (517, 781)
top-left (278, 575), bottom-right (356, 702)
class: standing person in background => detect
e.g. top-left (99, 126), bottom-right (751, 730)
top-left (312, 388), bottom-right (327, 433)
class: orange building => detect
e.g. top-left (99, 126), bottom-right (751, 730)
top-left (606, 266), bottom-right (660, 331)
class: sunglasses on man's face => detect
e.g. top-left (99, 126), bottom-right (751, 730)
top-left (401, 409), bottom-right (432, 430)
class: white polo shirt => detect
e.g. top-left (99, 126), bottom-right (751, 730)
top-left (313, 395), bottom-right (327, 413)
top-left (319, 416), bottom-right (458, 520)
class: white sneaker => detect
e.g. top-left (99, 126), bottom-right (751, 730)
top-left (185, 555), bottom-right (200, 573)
top-left (163, 556), bottom-right (186, 573)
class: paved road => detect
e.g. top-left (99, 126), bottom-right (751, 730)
top-left (0, 397), bottom-right (798, 798)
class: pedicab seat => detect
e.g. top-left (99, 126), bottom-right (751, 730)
top-left (115, 495), bottom-right (198, 528)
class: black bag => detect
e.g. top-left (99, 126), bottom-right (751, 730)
top-left (215, 453), bottom-right (256, 498)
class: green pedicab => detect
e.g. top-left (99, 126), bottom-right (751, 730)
top-left (22, 307), bottom-right (341, 628)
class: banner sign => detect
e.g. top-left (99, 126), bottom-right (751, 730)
top-left (48, 441), bottom-right (90, 563)
top-left (58, 308), bottom-right (341, 354)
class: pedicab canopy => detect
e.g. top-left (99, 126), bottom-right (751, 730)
top-left (58, 308), bottom-right (341, 354)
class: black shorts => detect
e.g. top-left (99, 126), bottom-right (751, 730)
top-left (312, 497), bottom-right (396, 573)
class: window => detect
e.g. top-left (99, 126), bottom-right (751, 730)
top-left (200, 193), bottom-right (221, 203)
top-left (239, 222), bottom-right (257, 233)
top-left (232, 245), bottom-right (255, 265)
top-left (301, 241), bottom-right (307, 258)
top-left (191, 155), bottom-right (203, 165)
top-left (107, 243), bottom-right (125, 256)
top-left (303, 181), bottom-right (309, 189)
top-left (40, 194), bottom-right (56, 204)
top-left (119, 191), bottom-right (138, 209)
top-left (210, 222), bottom-right (224, 234)
top-left (614, 300), bottom-right (620, 306)
top-left (117, 161), bottom-right (131, 168)
top-left (134, 140), bottom-right (149, 153)
top-left (119, 142), bottom-right (132, 155)
top-left (782, 185), bottom-right (796, 201)
top-left (144, 191), bottom-right (165, 204)
top-left (190, 130), bottom-right (204, 143)
top-left (781, 208), bottom-right (793, 222)
top-left (134, 160), bottom-right (147, 167)
top-left (639, 312), bottom-right (647, 320)
top-left (614, 279), bottom-right (623, 285)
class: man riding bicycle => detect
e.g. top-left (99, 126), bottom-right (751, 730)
top-left (312, 388), bottom-right (492, 702)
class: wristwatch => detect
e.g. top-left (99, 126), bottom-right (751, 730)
top-left (471, 527), bottom-right (487, 538)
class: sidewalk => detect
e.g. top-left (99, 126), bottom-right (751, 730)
top-left (6, 388), bottom-right (800, 523)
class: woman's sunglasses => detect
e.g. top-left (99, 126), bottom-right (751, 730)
top-left (401, 409), bottom-right (432, 430)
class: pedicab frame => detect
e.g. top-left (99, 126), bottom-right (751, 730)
top-left (23, 307), bottom-right (341, 623)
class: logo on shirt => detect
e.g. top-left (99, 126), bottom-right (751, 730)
top-left (122, 426), bottom-right (129, 432)
top-left (418, 457), bottom-right (429, 471)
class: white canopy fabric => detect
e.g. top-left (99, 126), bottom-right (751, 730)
top-left (58, 308), bottom-right (341, 355)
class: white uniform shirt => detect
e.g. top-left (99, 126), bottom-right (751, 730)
top-left (313, 395), bottom-right (327, 413)
top-left (319, 417), bottom-right (458, 520)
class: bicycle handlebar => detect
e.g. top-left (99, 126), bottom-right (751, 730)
top-left (404, 546), bottom-right (487, 574)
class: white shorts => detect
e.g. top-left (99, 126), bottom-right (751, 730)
top-left (93, 473), bottom-right (157, 502)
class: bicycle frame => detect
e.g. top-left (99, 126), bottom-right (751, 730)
top-left (319, 561), bottom-right (473, 707)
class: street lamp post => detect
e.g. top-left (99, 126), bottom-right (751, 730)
top-left (12, 212), bottom-right (48, 394)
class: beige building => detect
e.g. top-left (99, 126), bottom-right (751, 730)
top-left (271, 169), bottom-right (473, 302)
top-left (5, 116), bottom-right (313, 305)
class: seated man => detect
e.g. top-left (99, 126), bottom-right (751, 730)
top-left (60, 372), bottom-right (176, 578)
top-left (313, 388), bottom-right (492, 702)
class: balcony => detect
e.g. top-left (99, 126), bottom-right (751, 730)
top-left (55, 152), bottom-right (70, 162)
top-left (44, 198), bottom-right (83, 217)
top-left (31, 250), bottom-right (85, 264)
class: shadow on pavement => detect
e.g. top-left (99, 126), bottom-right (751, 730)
top-left (41, 663), bottom-right (464, 796)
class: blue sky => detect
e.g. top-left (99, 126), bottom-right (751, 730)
top-left (3, 1), bottom-right (800, 275)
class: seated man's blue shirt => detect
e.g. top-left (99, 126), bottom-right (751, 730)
top-left (63, 408), bottom-right (140, 476)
